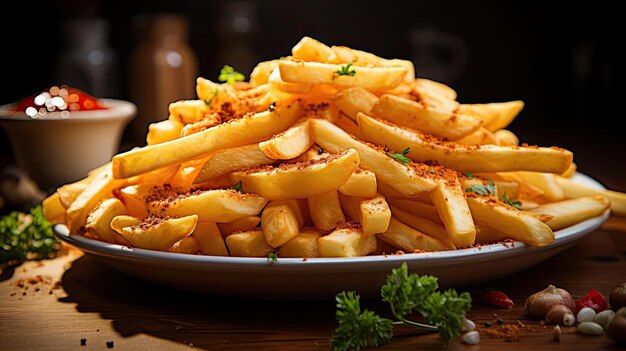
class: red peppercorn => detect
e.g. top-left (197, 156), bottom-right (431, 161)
top-left (482, 290), bottom-right (514, 308)
top-left (575, 288), bottom-right (608, 313)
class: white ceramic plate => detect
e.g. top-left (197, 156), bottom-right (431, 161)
top-left (54, 172), bottom-right (609, 299)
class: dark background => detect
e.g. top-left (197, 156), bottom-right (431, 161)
top-left (1, 0), bottom-right (624, 191)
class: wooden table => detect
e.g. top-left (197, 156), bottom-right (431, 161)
top-left (1, 226), bottom-right (625, 350)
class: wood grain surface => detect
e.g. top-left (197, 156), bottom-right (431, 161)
top-left (1, 226), bottom-right (625, 350)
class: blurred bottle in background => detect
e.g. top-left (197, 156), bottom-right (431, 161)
top-left (55, 18), bottom-right (119, 98)
top-left (128, 14), bottom-right (198, 144)
top-left (214, 0), bottom-right (259, 77)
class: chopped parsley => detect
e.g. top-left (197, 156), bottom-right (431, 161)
top-left (218, 65), bottom-right (245, 85)
top-left (267, 252), bottom-right (278, 262)
top-left (388, 147), bottom-right (411, 164)
top-left (465, 179), bottom-right (496, 196)
top-left (1, 205), bottom-right (60, 265)
top-left (230, 181), bottom-right (243, 193)
top-left (464, 171), bottom-right (475, 179)
top-left (502, 192), bottom-right (523, 210)
top-left (334, 63), bottom-right (356, 77)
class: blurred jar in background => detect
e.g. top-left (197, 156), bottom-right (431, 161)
top-left (129, 14), bottom-right (198, 144)
top-left (55, 18), bottom-right (119, 98)
top-left (215, 0), bottom-right (258, 77)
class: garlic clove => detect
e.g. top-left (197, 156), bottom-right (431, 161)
top-left (577, 321), bottom-right (604, 336)
top-left (564, 313), bottom-right (576, 326)
top-left (462, 331), bottom-right (480, 345)
top-left (577, 307), bottom-right (597, 323)
top-left (545, 304), bottom-right (574, 325)
top-left (595, 310), bottom-right (615, 330)
top-left (462, 318), bottom-right (476, 332)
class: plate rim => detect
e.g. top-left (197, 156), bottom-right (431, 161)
top-left (54, 172), bottom-right (610, 270)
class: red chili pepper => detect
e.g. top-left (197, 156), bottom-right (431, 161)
top-left (482, 290), bottom-right (514, 308)
top-left (575, 288), bottom-right (608, 313)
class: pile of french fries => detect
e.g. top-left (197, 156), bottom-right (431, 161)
top-left (42, 36), bottom-right (626, 258)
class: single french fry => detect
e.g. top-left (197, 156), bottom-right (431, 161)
top-left (455, 127), bottom-right (498, 145)
top-left (377, 218), bottom-right (449, 252)
top-left (262, 201), bottom-right (301, 247)
top-left (217, 216), bottom-right (261, 237)
top-left (466, 195), bottom-right (554, 246)
top-left (168, 157), bottom-right (210, 189)
top-left (279, 60), bottom-right (407, 92)
top-left (115, 184), bottom-right (152, 219)
top-left (148, 189), bottom-right (267, 223)
top-left (233, 148), bottom-right (359, 200)
top-left (168, 100), bottom-right (210, 124)
top-left (430, 179), bottom-right (476, 248)
top-left (280, 228), bottom-right (323, 258)
top-left (318, 224), bottom-right (377, 257)
top-left (194, 144), bottom-right (275, 184)
top-left (386, 198), bottom-right (442, 224)
top-left (339, 194), bottom-right (391, 235)
top-left (168, 236), bottom-right (201, 254)
top-left (560, 163), bottom-right (577, 178)
top-left (292, 36), bottom-right (334, 62)
top-left (309, 118), bottom-right (437, 197)
top-left (329, 45), bottom-right (415, 84)
top-left (259, 119), bottom-right (313, 160)
top-left (85, 198), bottom-right (130, 245)
top-left (517, 172), bottom-right (564, 202)
top-left (180, 114), bottom-right (223, 137)
top-left (226, 229), bottom-right (273, 257)
top-left (555, 176), bottom-right (626, 216)
top-left (370, 94), bottom-right (482, 140)
top-left (42, 192), bottom-right (66, 224)
top-left (66, 164), bottom-right (122, 233)
top-left (146, 120), bottom-right (184, 145)
top-left (459, 101), bottom-right (524, 131)
top-left (250, 60), bottom-right (278, 87)
top-left (332, 86), bottom-right (378, 120)
top-left (121, 215), bottom-right (198, 251)
top-left (389, 207), bottom-right (455, 249)
top-left (338, 168), bottom-right (377, 198)
top-left (58, 182), bottom-right (89, 209)
top-left (112, 102), bottom-right (302, 179)
top-left (414, 78), bottom-right (457, 101)
top-left (308, 190), bottom-right (346, 231)
top-left (356, 113), bottom-right (573, 174)
top-left (193, 221), bottom-right (229, 256)
top-left (529, 196), bottom-right (610, 231)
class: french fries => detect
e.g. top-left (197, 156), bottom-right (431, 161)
top-left (53, 36), bottom-right (619, 259)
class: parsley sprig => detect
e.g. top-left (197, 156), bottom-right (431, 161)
top-left (465, 179), bottom-right (496, 196)
top-left (334, 63), bottom-right (356, 77)
top-left (267, 252), bottom-right (278, 262)
top-left (502, 192), bottom-right (523, 210)
top-left (463, 171), bottom-right (475, 179)
top-left (330, 263), bottom-right (472, 350)
top-left (1, 205), bottom-right (60, 265)
top-left (388, 147), bottom-right (411, 164)
top-left (218, 65), bottom-right (245, 85)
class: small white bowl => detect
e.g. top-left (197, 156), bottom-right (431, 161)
top-left (0, 99), bottom-right (136, 189)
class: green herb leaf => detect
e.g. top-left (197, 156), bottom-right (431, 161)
top-left (502, 192), bottom-right (523, 210)
top-left (334, 63), bottom-right (356, 77)
top-left (381, 263), bottom-right (438, 319)
top-left (388, 147), bottom-right (411, 164)
top-left (267, 252), bottom-right (278, 262)
top-left (204, 89), bottom-right (219, 106)
top-left (218, 65), bottom-right (245, 85)
top-left (464, 171), bottom-right (474, 179)
top-left (330, 291), bottom-right (393, 351)
top-left (465, 179), bottom-right (496, 196)
top-left (230, 181), bottom-right (243, 193)
top-left (421, 289), bottom-right (472, 342)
